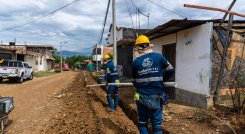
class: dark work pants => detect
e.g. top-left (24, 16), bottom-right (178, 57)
top-left (106, 85), bottom-right (119, 110)
top-left (136, 94), bottom-right (163, 134)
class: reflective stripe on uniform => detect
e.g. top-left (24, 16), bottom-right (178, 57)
top-left (164, 61), bottom-right (174, 71)
top-left (165, 65), bottom-right (173, 71)
top-left (110, 72), bottom-right (118, 75)
top-left (139, 121), bottom-right (147, 124)
top-left (135, 77), bottom-right (163, 83)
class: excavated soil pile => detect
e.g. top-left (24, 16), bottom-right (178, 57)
top-left (43, 72), bottom-right (139, 134)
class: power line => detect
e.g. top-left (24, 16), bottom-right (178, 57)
top-left (130, 0), bottom-right (149, 32)
top-left (146, 0), bottom-right (187, 18)
top-left (0, 0), bottom-right (80, 33)
top-left (98, 0), bottom-right (110, 45)
top-left (32, 0), bottom-right (64, 40)
top-left (212, 4), bottom-right (233, 19)
top-left (125, 0), bottom-right (135, 29)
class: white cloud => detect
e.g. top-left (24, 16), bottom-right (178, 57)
top-left (0, 0), bottom-right (244, 54)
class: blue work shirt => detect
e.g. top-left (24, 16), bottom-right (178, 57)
top-left (105, 60), bottom-right (119, 83)
top-left (132, 52), bottom-right (174, 95)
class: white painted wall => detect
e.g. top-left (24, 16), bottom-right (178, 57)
top-left (93, 45), bottom-right (103, 61)
top-left (150, 23), bottom-right (212, 96)
top-left (26, 55), bottom-right (50, 72)
top-left (25, 55), bottom-right (36, 70)
top-left (152, 33), bottom-right (177, 53)
top-left (176, 23), bottom-right (212, 95)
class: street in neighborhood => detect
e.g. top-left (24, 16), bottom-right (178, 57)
top-left (0, 71), bottom-right (77, 133)
top-left (0, 72), bottom-right (139, 134)
top-left (0, 0), bottom-right (245, 134)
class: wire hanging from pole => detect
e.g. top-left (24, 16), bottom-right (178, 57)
top-left (146, 0), bottom-right (187, 18)
top-left (148, 13), bottom-right (149, 29)
top-left (138, 9), bottom-right (140, 31)
top-left (98, 0), bottom-right (111, 45)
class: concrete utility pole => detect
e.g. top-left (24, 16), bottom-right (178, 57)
top-left (112, 0), bottom-right (117, 65)
top-left (95, 44), bottom-right (98, 72)
top-left (60, 42), bottom-right (68, 72)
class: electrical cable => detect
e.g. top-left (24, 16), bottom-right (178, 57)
top-left (98, 0), bottom-right (110, 45)
top-left (212, 5), bottom-right (231, 19)
top-left (146, 0), bottom-right (187, 18)
top-left (0, 0), bottom-right (80, 33)
top-left (125, 0), bottom-right (135, 29)
top-left (32, 0), bottom-right (61, 39)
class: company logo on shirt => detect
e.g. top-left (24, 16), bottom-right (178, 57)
top-left (142, 57), bottom-right (153, 68)
top-left (138, 57), bottom-right (159, 75)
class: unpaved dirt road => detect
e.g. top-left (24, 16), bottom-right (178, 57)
top-left (0, 71), bottom-right (77, 134)
top-left (0, 71), bottom-right (139, 134)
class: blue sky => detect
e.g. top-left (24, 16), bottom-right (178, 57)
top-left (0, 0), bottom-right (244, 54)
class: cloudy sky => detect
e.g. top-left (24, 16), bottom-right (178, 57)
top-left (0, 0), bottom-right (244, 54)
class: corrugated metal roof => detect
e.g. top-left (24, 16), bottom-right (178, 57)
top-left (145, 19), bottom-right (208, 40)
top-left (145, 19), bottom-right (245, 40)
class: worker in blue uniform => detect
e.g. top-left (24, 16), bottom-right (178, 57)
top-left (132, 35), bottom-right (175, 134)
top-left (103, 54), bottom-right (120, 112)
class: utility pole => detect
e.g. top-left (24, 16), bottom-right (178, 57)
top-left (112, 0), bottom-right (117, 66)
top-left (60, 42), bottom-right (68, 72)
top-left (95, 44), bottom-right (98, 72)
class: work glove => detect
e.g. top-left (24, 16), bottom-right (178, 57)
top-left (134, 93), bottom-right (140, 101)
top-left (115, 80), bottom-right (120, 87)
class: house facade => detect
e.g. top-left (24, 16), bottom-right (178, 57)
top-left (141, 19), bottom-right (245, 108)
top-left (92, 45), bottom-right (113, 70)
top-left (0, 47), bottom-right (16, 60)
top-left (0, 44), bottom-right (55, 72)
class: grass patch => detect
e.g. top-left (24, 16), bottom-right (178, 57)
top-left (33, 71), bottom-right (57, 77)
top-left (193, 109), bottom-right (214, 123)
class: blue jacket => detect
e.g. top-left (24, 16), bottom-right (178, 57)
top-left (105, 60), bottom-right (119, 83)
top-left (132, 52), bottom-right (174, 95)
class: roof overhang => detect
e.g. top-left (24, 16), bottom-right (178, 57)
top-left (146, 19), bottom-right (245, 40)
top-left (107, 39), bottom-right (134, 47)
top-left (145, 19), bottom-right (208, 40)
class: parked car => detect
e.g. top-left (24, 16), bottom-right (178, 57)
top-left (0, 60), bottom-right (33, 83)
top-left (54, 65), bottom-right (61, 73)
top-left (62, 63), bottom-right (69, 71)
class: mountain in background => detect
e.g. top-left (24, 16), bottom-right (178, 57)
top-left (57, 50), bottom-right (90, 57)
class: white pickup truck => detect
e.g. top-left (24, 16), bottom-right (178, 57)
top-left (0, 60), bottom-right (33, 83)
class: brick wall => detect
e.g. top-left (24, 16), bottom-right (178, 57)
top-left (211, 31), bottom-right (245, 93)
top-left (103, 47), bottom-right (113, 55)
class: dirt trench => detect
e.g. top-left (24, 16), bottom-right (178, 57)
top-left (43, 72), bottom-right (139, 134)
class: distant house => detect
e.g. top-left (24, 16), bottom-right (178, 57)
top-left (106, 25), bottom-right (149, 77)
top-left (0, 47), bottom-right (16, 60)
top-left (141, 19), bottom-right (245, 108)
top-left (0, 44), bottom-right (55, 72)
top-left (92, 45), bottom-right (113, 70)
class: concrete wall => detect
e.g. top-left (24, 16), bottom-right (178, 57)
top-left (25, 55), bottom-right (50, 72)
top-left (25, 55), bottom-right (36, 70)
top-left (152, 33), bottom-right (177, 53)
top-left (176, 23), bottom-right (212, 96)
top-left (107, 28), bottom-right (123, 44)
top-left (150, 23), bottom-right (213, 107)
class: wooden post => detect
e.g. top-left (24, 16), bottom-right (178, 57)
top-left (184, 4), bottom-right (245, 18)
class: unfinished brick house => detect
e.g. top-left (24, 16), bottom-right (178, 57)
top-left (0, 44), bottom-right (55, 72)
